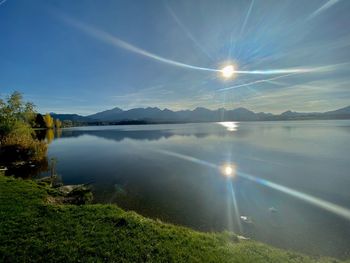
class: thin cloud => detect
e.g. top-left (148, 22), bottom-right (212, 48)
top-left (0, 0), bottom-right (7, 7)
top-left (58, 14), bottom-right (218, 73)
top-left (308, 0), bottom-right (341, 20)
top-left (237, 79), bottom-right (350, 113)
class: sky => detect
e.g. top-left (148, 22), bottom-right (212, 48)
top-left (0, 0), bottom-right (349, 115)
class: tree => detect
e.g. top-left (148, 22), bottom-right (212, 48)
top-left (0, 91), bottom-right (36, 138)
top-left (34, 113), bottom-right (46, 128)
top-left (0, 91), bottom-right (47, 164)
top-left (54, 119), bottom-right (62, 129)
top-left (43, 113), bottom-right (54, 129)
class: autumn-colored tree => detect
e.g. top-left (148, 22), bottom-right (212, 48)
top-left (43, 113), bottom-right (54, 129)
top-left (54, 119), bottom-right (62, 129)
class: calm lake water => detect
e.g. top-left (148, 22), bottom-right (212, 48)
top-left (41, 120), bottom-right (350, 259)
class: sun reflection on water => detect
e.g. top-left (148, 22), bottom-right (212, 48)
top-left (155, 149), bottom-right (350, 222)
top-left (218, 122), bottom-right (239, 131)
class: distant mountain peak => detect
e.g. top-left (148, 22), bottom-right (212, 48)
top-left (326, 105), bottom-right (350, 115)
top-left (145, 107), bottom-right (161, 111)
top-left (87, 106), bottom-right (123, 121)
top-left (281, 110), bottom-right (296, 116)
top-left (193, 107), bottom-right (211, 111)
top-left (111, 107), bottom-right (123, 111)
top-left (232, 107), bottom-right (253, 112)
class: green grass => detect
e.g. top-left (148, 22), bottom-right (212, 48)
top-left (0, 175), bottom-right (346, 263)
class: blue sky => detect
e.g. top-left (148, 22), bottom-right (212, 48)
top-left (0, 0), bottom-right (349, 114)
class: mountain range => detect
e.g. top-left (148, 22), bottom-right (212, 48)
top-left (51, 105), bottom-right (350, 123)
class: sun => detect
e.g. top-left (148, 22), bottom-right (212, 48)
top-left (225, 166), bottom-right (233, 176)
top-left (221, 64), bottom-right (235, 79)
top-left (221, 164), bottom-right (236, 178)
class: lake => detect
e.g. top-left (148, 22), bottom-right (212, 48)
top-left (41, 120), bottom-right (350, 259)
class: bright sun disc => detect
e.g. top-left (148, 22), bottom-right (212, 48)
top-left (221, 164), bottom-right (236, 178)
top-left (225, 166), bottom-right (233, 175)
top-left (221, 65), bottom-right (235, 78)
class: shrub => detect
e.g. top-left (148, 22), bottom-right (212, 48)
top-left (0, 92), bottom-right (48, 165)
top-left (1, 122), bottom-right (47, 162)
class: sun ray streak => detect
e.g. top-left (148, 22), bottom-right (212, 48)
top-left (229, 181), bottom-right (242, 233)
top-left (155, 149), bottom-right (218, 169)
top-left (237, 171), bottom-right (350, 221)
top-left (165, 2), bottom-right (214, 60)
top-left (236, 0), bottom-right (255, 58)
top-left (228, 29), bottom-right (236, 59)
top-left (240, 0), bottom-right (255, 36)
top-left (228, 0), bottom-right (254, 58)
top-left (155, 149), bottom-right (350, 221)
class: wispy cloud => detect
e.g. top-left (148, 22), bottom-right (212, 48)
top-left (308, 0), bottom-right (341, 20)
top-left (0, 0), bottom-right (7, 7)
top-left (234, 78), bottom-right (350, 113)
top-left (218, 73), bottom-right (296, 91)
top-left (58, 14), bottom-right (218, 73)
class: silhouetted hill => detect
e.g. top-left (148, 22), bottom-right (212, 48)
top-left (281, 110), bottom-right (302, 117)
top-left (52, 105), bottom-right (350, 124)
top-left (325, 105), bottom-right (350, 115)
top-left (224, 107), bottom-right (258, 121)
top-left (87, 107), bottom-right (123, 121)
top-left (50, 113), bottom-right (94, 122)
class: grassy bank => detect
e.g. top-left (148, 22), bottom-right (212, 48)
top-left (0, 175), bottom-right (346, 263)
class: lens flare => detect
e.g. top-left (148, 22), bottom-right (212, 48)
top-left (58, 15), bottom-right (335, 77)
top-left (155, 149), bottom-right (350, 221)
